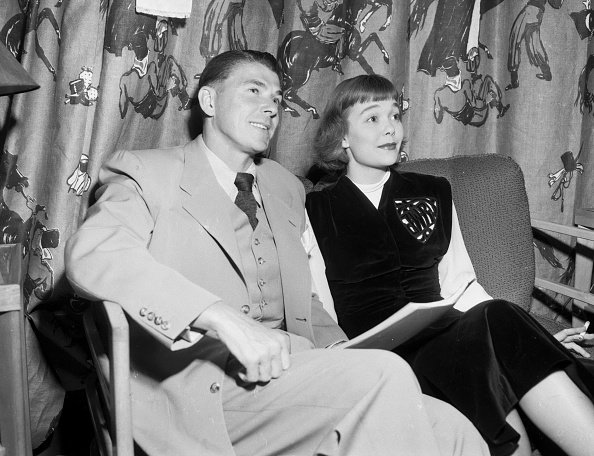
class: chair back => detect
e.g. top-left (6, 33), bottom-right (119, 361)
top-left (399, 154), bottom-right (535, 311)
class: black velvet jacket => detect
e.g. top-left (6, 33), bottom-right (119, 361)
top-left (306, 170), bottom-right (452, 337)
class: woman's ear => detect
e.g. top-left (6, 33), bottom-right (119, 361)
top-left (341, 137), bottom-right (349, 149)
top-left (198, 86), bottom-right (215, 117)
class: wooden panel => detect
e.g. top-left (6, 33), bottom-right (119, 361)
top-left (0, 244), bottom-right (32, 455)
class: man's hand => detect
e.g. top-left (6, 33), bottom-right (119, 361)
top-left (554, 326), bottom-right (594, 358)
top-left (195, 302), bottom-right (291, 383)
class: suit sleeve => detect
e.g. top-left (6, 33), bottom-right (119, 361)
top-left (65, 150), bottom-right (220, 351)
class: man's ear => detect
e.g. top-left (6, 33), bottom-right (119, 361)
top-left (198, 86), bottom-right (216, 117)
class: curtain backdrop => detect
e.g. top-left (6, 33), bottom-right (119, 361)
top-left (1, 0), bottom-right (592, 448)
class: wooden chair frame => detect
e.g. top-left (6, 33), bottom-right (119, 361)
top-left (83, 301), bottom-right (133, 456)
top-left (0, 244), bottom-right (32, 455)
top-left (532, 219), bottom-right (594, 325)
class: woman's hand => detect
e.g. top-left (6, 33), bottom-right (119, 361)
top-left (554, 326), bottom-right (594, 358)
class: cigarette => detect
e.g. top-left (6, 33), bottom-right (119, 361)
top-left (579, 321), bottom-right (590, 338)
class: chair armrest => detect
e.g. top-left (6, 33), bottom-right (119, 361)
top-left (83, 301), bottom-right (133, 456)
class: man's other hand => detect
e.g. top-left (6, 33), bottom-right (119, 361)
top-left (195, 302), bottom-right (291, 383)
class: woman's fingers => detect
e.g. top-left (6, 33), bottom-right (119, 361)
top-left (563, 342), bottom-right (591, 358)
top-left (554, 326), bottom-right (588, 342)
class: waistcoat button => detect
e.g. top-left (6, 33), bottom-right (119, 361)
top-left (241, 305), bottom-right (250, 314)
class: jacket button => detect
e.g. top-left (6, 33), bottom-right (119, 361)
top-left (139, 307), bottom-right (147, 317)
top-left (147, 312), bottom-right (154, 321)
top-left (210, 382), bottom-right (220, 393)
top-left (258, 279), bottom-right (265, 287)
top-left (154, 316), bottom-right (163, 325)
top-left (161, 321), bottom-right (169, 330)
top-left (241, 305), bottom-right (250, 314)
top-left (254, 238), bottom-right (260, 245)
top-left (257, 257), bottom-right (265, 265)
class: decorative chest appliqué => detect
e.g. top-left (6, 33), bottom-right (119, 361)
top-left (394, 197), bottom-right (438, 243)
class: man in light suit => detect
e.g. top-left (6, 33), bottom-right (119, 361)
top-left (66, 50), bottom-right (488, 456)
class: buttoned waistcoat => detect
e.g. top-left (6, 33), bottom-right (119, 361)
top-left (65, 137), bottom-right (345, 456)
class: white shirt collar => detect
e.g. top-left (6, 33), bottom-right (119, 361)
top-left (201, 136), bottom-right (261, 204)
top-left (349, 170), bottom-right (390, 209)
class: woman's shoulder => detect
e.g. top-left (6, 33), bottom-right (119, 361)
top-left (392, 168), bottom-right (451, 193)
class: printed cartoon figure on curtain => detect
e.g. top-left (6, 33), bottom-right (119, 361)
top-left (0, 0), bottom-right (63, 79)
top-left (64, 66), bottom-right (99, 106)
top-left (570, 1), bottom-right (594, 40)
top-left (576, 54), bottom-right (594, 115)
top-left (199, 0), bottom-right (285, 64)
top-left (547, 146), bottom-right (584, 212)
top-left (0, 150), bottom-right (60, 311)
top-left (278, 0), bottom-right (392, 119)
top-left (433, 54), bottom-right (509, 126)
top-left (505, 0), bottom-right (564, 91)
top-left (409, 0), bottom-right (509, 126)
top-left (103, 0), bottom-right (193, 119)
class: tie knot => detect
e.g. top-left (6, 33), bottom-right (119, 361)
top-left (234, 172), bottom-right (254, 192)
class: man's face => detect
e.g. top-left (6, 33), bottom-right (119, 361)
top-left (208, 61), bottom-right (282, 159)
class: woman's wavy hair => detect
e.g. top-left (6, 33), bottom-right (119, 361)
top-left (314, 74), bottom-right (400, 173)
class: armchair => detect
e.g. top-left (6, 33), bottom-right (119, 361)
top-left (398, 154), bottom-right (594, 340)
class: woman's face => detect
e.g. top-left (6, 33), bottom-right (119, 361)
top-left (342, 98), bottom-right (403, 182)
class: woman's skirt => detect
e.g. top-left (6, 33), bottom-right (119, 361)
top-left (395, 300), bottom-right (594, 456)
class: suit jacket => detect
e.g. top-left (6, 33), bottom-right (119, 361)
top-left (65, 136), bottom-right (346, 455)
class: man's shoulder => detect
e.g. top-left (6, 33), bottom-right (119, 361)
top-left (103, 144), bottom-right (189, 186)
top-left (109, 144), bottom-right (186, 171)
top-left (395, 169), bottom-right (450, 189)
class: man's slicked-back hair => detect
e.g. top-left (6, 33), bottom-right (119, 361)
top-left (315, 74), bottom-right (399, 173)
top-left (198, 50), bottom-right (282, 94)
top-left (197, 50), bottom-right (282, 119)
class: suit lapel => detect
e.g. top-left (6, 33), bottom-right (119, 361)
top-left (179, 140), bottom-right (244, 276)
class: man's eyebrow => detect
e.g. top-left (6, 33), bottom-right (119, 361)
top-left (243, 78), bottom-right (266, 87)
top-left (243, 78), bottom-right (282, 97)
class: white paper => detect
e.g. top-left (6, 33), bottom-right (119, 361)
top-left (339, 280), bottom-right (474, 350)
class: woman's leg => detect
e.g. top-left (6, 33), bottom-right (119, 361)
top-left (519, 370), bottom-right (594, 456)
top-left (506, 408), bottom-right (531, 456)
